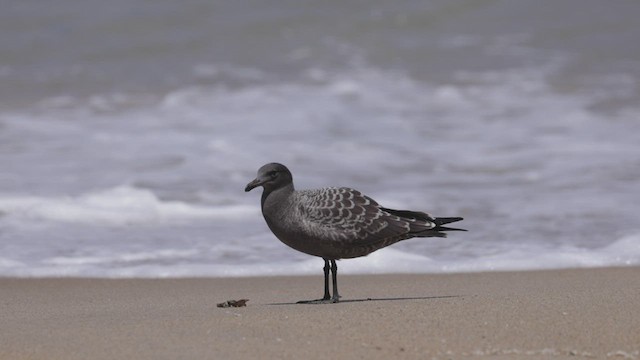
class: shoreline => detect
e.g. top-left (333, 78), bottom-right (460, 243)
top-left (2, 267), bottom-right (639, 359)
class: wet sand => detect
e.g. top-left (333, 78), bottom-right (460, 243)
top-left (1, 267), bottom-right (639, 359)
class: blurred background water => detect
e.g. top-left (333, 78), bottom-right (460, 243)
top-left (1, 0), bottom-right (639, 277)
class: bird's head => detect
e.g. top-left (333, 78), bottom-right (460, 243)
top-left (245, 163), bottom-right (293, 193)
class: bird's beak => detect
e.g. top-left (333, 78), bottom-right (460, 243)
top-left (245, 178), bottom-right (263, 192)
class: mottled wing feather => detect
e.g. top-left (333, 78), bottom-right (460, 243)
top-left (299, 187), bottom-right (438, 251)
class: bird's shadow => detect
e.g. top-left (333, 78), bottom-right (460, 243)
top-left (267, 294), bottom-right (463, 306)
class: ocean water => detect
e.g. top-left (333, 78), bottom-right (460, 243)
top-left (1, 0), bottom-right (639, 277)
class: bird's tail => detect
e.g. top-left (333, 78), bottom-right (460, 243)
top-left (380, 207), bottom-right (466, 237)
top-left (433, 217), bottom-right (466, 232)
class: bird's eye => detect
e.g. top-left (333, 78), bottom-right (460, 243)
top-left (268, 171), bottom-right (278, 178)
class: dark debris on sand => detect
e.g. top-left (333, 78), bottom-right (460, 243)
top-left (217, 299), bottom-right (249, 308)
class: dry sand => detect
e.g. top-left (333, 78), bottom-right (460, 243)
top-left (1, 267), bottom-right (639, 359)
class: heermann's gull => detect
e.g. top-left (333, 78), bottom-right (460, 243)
top-left (245, 163), bottom-right (465, 303)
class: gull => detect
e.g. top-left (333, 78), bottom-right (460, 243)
top-left (245, 163), bottom-right (465, 303)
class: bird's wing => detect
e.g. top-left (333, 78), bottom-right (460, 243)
top-left (298, 187), bottom-right (437, 248)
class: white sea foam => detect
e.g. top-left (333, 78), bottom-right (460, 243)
top-left (2, 235), bottom-right (637, 278)
top-left (0, 186), bottom-right (257, 225)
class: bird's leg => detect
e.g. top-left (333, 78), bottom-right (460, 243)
top-left (297, 259), bottom-right (334, 304)
top-left (330, 259), bottom-right (340, 303)
top-left (322, 258), bottom-right (331, 300)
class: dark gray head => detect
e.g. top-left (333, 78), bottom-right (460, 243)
top-left (245, 163), bottom-right (293, 193)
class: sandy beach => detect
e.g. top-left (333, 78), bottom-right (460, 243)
top-left (1, 267), bottom-right (639, 360)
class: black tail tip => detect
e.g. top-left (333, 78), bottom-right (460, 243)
top-left (437, 226), bottom-right (467, 232)
top-left (434, 217), bottom-right (464, 226)
top-left (434, 217), bottom-right (466, 232)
